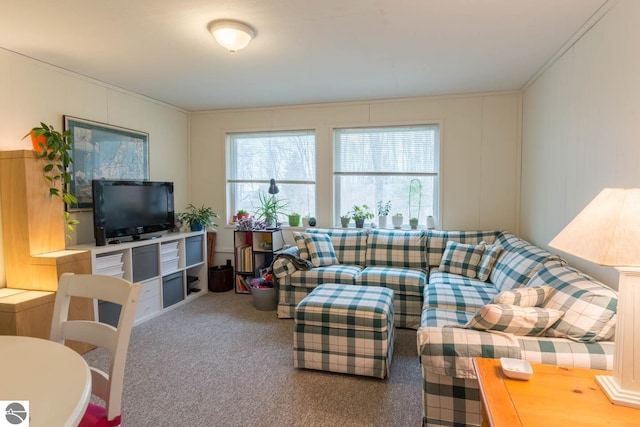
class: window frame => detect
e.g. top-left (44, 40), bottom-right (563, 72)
top-left (332, 122), bottom-right (441, 228)
top-left (226, 128), bottom-right (317, 223)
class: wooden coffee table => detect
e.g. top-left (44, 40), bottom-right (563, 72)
top-left (473, 357), bottom-right (639, 426)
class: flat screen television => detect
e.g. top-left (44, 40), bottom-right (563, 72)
top-left (92, 180), bottom-right (175, 242)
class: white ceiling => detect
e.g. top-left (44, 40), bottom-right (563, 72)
top-left (0, 0), bottom-right (609, 111)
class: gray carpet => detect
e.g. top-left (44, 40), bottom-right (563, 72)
top-left (84, 291), bottom-right (423, 426)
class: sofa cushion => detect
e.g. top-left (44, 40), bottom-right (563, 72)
top-left (420, 307), bottom-right (474, 327)
top-left (490, 244), bottom-right (561, 291)
top-left (355, 266), bottom-right (426, 297)
top-left (464, 304), bottom-right (564, 336)
top-left (425, 271), bottom-right (499, 312)
top-left (286, 265), bottom-right (363, 288)
top-left (301, 228), bottom-right (368, 265)
top-left (427, 230), bottom-right (499, 268)
top-left (528, 264), bottom-right (617, 342)
top-left (492, 286), bottom-right (553, 307)
top-left (304, 233), bottom-right (339, 267)
top-left (477, 243), bottom-right (503, 282)
top-left (438, 241), bottom-right (485, 279)
top-left (366, 230), bottom-right (428, 270)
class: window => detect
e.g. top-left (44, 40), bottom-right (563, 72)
top-left (334, 125), bottom-right (439, 226)
top-left (228, 130), bottom-right (316, 223)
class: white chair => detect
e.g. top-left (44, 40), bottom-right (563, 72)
top-left (51, 273), bottom-right (141, 427)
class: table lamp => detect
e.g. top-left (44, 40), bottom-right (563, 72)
top-left (268, 178), bottom-right (279, 228)
top-left (549, 188), bottom-right (640, 409)
top-left (268, 178), bottom-right (279, 196)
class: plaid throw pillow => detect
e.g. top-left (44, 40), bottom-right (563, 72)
top-left (477, 243), bottom-right (503, 282)
top-left (438, 241), bottom-right (485, 279)
top-left (304, 233), bottom-right (339, 267)
top-left (465, 304), bottom-right (564, 336)
top-left (531, 264), bottom-right (618, 342)
top-left (492, 286), bottom-right (553, 307)
top-left (292, 231), bottom-right (310, 260)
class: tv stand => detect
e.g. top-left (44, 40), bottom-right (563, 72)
top-left (70, 231), bottom-right (207, 325)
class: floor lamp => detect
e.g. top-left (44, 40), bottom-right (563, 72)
top-left (549, 188), bottom-right (640, 409)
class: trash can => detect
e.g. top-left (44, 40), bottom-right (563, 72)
top-left (250, 286), bottom-right (278, 311)
top-left (208, 264), bottom-right (234, 292)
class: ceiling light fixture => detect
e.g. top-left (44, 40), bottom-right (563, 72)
top-left (207, 20), bottom-right (255, 54)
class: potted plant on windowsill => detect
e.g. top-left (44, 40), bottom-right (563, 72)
top-left (254, 192), bottom-right (288, 228)
top-left (377, 200), bottom-right (391, 229)
top-left (392, 212), bottom-right (403, 229)
top-left (288, 212), bottom-right (301, 227)
top-left (410, 217), bottom-right (419, 229)
top-left (340, 213), bottom-right (351, 228)
top-left (236, 209), bottom-right (250, 221)
top-left (23, 122), bottom-right (79, 236)
top-left (352, 204), bottom-right (374, 228)
top-left (179, 204), bottom-right (220, 231)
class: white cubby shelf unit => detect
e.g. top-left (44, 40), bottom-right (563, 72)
top-left (70, 231), bottom-right (207, 325)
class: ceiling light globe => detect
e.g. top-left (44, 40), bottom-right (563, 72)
top-left (208, 20), bottom-right (255, 54)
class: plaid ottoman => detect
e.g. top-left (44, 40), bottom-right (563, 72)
top-left (293, 283), bottom-right (395, 379)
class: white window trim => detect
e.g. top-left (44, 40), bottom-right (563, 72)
top-left (331, 121), bottom-right (442, 228)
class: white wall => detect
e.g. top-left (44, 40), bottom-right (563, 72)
top-left (521, 0), bottom-right (640, 288)
top-left (190, 92), bottom-right (521, 261)
top-left (0, 49), bottom-right (190, 287)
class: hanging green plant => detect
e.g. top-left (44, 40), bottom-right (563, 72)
top-left (23, 122), bottom-right (79, 236)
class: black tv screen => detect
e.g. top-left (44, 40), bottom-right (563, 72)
top-left (92, 180), bottom-right (175, 241)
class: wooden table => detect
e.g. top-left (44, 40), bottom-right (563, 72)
top-left (473, 357), bottom-right (640, 427)
top-left (0, 335), bottom-right (91, 427)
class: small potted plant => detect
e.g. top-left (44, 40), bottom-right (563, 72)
top-left (179, 204), bottom-right (220, 231)
top-left (392, 212), bottom-right (403, 229)
top-left (288, 212), bottom-right (301, 227)
top-left (254, 192), bottom-right (288, 228)
top-left (377, 200), bottom-right (391, 229)
top-left (23, 122), bottom-right (79, 235)
top-left (410, 217), bottom-right (419, 229)
top-left (351, 204), bottom-right (374, 228)
top-left (340, 213), bottom-right (351, 228)
top-left (236, 209), bottom-right (250, 221)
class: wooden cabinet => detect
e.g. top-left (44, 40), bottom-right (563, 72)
top-left (234, 229), bottom-right (283, 293)
top-left (0, 150), bottom-right (94, 353)
top-left (0, 150), bottom-right (88, 290)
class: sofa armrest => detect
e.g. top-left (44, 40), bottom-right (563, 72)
top-left (272, 246), bottom-right (302, 278)
top-left (516, 336), bottom-right (614, 370)
top-left (417, 326), bottom-right (521, 379)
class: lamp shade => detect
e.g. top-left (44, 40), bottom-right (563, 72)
top-left (549, 188), bottom-right (640, 267)
top-left (550, 188), bottom-right (640, 408)
top-left (268, 178), bottom-right (279, 195)
top-left (208, 20), bottom-right (255, 53)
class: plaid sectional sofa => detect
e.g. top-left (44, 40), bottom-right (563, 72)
top-left (418, 231), bottom-right (617, 427)
top-left (273, 228), bottom-right (618, 427)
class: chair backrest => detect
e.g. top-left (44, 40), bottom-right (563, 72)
top-left (51, 273), bottom-right (141, 422)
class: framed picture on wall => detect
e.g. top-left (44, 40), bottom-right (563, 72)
top-left (64, 116), bottom-right (149, 210)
